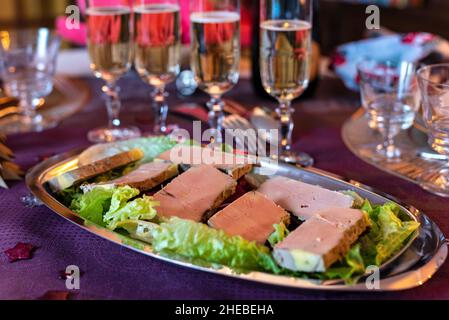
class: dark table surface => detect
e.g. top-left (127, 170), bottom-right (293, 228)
top-left (1, 74), bottom-right (448, 300)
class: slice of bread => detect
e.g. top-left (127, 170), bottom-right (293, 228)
top-left (48, 148), bottom-right (144, 192)
top-left (81, 161), bottom-right (179, 193)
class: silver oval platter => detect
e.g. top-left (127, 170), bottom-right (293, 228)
top-left (26, 148), bottom-right (448, 292)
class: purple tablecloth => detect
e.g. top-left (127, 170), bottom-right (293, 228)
top-left (1, 75), bottom-right (448, 300)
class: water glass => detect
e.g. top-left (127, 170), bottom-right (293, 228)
top-left (358, 59), bottom-right (419, 161)
top-left (0, 29), bottom-right (60, 132)
top-left (418, 63), bottom-right (449, 197)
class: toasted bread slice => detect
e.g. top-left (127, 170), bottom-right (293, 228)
top-left (81, 161), bottom-right (179, 193)
top-left (48, 148), bottom-right (144, 192)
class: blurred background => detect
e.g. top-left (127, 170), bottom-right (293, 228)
top-left (1, 0), bottom-right (448, 55)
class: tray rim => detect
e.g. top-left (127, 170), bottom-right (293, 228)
top-left (26, 147), bottom-right (448, 292)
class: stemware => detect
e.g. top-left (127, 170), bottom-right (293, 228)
top-left (358, 59), bottom-right (419, 161)
top-left (0, 29), bottom-right (60, 133)
top-left (134, 0), bottom-right (181, 134)
top-left (259, 0), bottom-right (313, 166)
top-left (417, 63), bottom-right (449, 197)
top-left (190, 0), bottom-right (241, 142)
top-left (85, 0), bottom-right (141, 143)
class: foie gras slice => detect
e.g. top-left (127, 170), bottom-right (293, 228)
top-left (153, 164), bottom-right (237, 222)
top-left (158, 145), bottom-right (254, 180)
top-left (258, 176), bottom-right (354, 220)
top-left (208, 191), bottom-right (290, 244)
top-left (81, 161), bottom-right (179, 193)
top-left (273, 208), bottom-right (369, 272)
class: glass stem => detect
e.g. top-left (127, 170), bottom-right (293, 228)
top-left (276, 100), bottom-right (294, 157)
top-left (207, 96), bottom-right (225, 143)
top-left (151, 86), bottom-right (169, 134)
top-left (103, 80), bottom-right (121, 129)
top-left (19, 95), bottom-right (42, 124)
top-left (381, 125), bottom-right (397, 158)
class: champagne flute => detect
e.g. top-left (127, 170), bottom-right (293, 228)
top-left (86, 0), bottom-right (141, 143)
top-left (190, 0), bottom-right (241, 142)
top-left (134, 0), bottom-right (181, 134)
top-left (259, 0), bottom-right (313, 166)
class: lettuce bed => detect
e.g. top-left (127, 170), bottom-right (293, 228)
top-left (64, 184), bottom-right (420, 283)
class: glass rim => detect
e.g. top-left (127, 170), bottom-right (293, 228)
top-left (417, 63), bottom-right (449, 89)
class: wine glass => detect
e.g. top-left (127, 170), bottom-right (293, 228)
top-left (190, 0), bottom-right (241, 142)
top-left (0, 28), bottom-right (60, 133)
top-left (358, 59), bottom-right (419, 162)
top-left (85, 0), bottom-right (141, 143)
top-left (134, 0), bottom-right (181, 134)
top-left (259, 0), bottom-right (313, 166)
top-left (418, 63), bottom-right (449, 197)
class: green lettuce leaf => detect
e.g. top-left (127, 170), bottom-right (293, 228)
top-left (268, 222), bottom-right (290, 247)
top-left (116, 220), bottom-right (159, 244)
top-left (322, 244), bottom-right (365, 282)
top-left (70, 185), bottom-right (159, 230)
top-left (151, 217), bottom-right (281, 274)
top-left (69, 186), bottom-right (114, 226)
top-left (104, 195), bottom-right (159, 230)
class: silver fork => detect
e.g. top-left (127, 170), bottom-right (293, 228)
top-left (222, 113), bottom-right (267, 156)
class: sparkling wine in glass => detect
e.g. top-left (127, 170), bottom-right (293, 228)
top-left (134, 0), bottom-right (181, 134)
top-left (190, 0), bottom-right (241, 142)
top-left (259, 0), bottom-right (313, 166)
top-left (86, 0), bottom-right (141, 143)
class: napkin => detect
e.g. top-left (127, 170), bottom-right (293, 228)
top-left (330, 32), bottom-right (449, 91)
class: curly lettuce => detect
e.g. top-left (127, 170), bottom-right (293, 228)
top-left (322, 200), bottom-right (420, 281)
top-left (268, 222), bottom-right (290, 247)
top-left (151, 217), bottom-right (281, 274)
top-left (70, 186), bottom-right (159, 230)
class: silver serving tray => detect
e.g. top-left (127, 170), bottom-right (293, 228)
top-left (26, 148), bottom-right (448, 292)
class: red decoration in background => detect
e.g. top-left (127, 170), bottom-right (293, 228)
top-left (402, 32), bottom-right (436, 45)
top-left (57, 0), bottom-right (255, 48)
top-left (38, 291), bottom-right (72, 300)
top-left (4, 243), bottom-right (36, 262)
top-left (330, 51), bottom-right (346, 68)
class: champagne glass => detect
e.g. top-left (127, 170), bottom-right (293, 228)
top-left (86, 0), bottom-right (141, 143)
top-left (418, 64), bottom-right (449, 197)
top-left (0, 29), bottom-right (60, 133)
top-left (134, 0), bottom-right (181, 134)
top-left (259, 0), bottom-right (313, 166)
top-left (190, 0), bottom-right (241, 142)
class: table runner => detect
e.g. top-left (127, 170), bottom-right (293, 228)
top-left (1, 75), bottom-right (448, 300)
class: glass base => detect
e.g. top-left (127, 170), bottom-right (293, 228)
top-left (88, 126), bottom-right (141, 143)
top-left (154, 124), bottom-right (179, 136)
top-left (419, 166), bottom-right (449, 197)
top-left (275, 151), bottom-right (314, 167)
top-left (359, 143), bottom-right (408, 163)
top-left (0, 114), bottom-right (57, 134)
